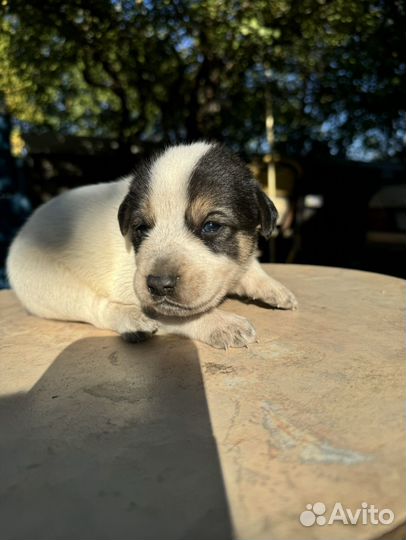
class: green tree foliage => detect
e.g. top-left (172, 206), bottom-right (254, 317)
top-left (0, 0), bottom-right (404, 159)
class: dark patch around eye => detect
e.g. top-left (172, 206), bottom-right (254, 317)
top-left (119, 151), bottom-right (163, 251)
top-left (187, 144), bottom-right (260, 260)
top-left (131, 219), bottom-right (154, 251)
top-left (131, 229), bottom-right (147, 252)
top-left (118, 170), bottom-right (150, 237)
top-left (134, 221), bottom-right (151, 234)
top-left (201, 221), bottom-right (222, 234)
top-left (200, 226), bottom-right (240, 259)
top-left (184, 206), bottom-right (240, 259)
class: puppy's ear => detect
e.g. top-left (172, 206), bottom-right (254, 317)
top-left (255, 184), bottom-right (278, 239)
top-left (118, 194), bottom-right (132, 236)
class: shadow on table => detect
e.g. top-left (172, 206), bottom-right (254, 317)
top-left (0, 336), bottom-right (232, 540)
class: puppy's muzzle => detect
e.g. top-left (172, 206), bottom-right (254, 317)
top-left (147, 274), bottom-right (178, 298)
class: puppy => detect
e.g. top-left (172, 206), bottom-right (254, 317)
top-left (7, 142), bottom-right (297, 349)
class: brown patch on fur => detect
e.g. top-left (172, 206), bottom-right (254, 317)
top-left (237, 232), bottom-right (256, 263)
top-left (140, 198), bottom-right (155, 226)
top-left (186, 195), bottom-right (217, 226)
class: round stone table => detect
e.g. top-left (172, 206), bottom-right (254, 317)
top-left (0, 265), bottom-right (404, 540)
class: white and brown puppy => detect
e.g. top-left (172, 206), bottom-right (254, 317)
top-left (7, 142), bottom-right (297, 349)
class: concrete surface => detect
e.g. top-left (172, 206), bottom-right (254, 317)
top-left (0, 264), bottom-right (404, 540)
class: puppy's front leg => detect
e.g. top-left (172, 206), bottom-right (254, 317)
top-left (233, 259), bottom-right (298, 310)
top-left (160, 309), bottom-right (256, 349)
top-left (96, 299), bottom-right (159, 342)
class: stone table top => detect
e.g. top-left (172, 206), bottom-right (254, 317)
top-left (0, 264), bottom-right (404, 540)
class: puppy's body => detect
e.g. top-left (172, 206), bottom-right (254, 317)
top-left (7, 142), bottom-right (297, 348)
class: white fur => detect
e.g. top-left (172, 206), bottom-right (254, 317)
top-left (7, 177), bottom-right (136, 313)
top-left (149, 141), bottom-right (212, 220)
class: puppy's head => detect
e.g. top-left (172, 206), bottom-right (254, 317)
top-left (118, 142), bottom-right (277, 317)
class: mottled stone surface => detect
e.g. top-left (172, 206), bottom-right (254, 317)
top-left (0, 264), bottom-right (404, 540)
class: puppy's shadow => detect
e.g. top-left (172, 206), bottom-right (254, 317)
top-left (0, 336), bottom-right (232, 540)
top-left (227, 293), bottom-right (276, 310)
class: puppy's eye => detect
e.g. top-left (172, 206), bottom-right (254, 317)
top-left (201, 221), bottom-right (222, 235)
top-left (134, 223), bottom-right (150, 236)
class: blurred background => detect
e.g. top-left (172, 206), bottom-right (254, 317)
top-left (0, 0), bottom-right (405, 288)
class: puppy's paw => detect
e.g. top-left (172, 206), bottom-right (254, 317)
top-left (233, 262), bottom-right (298, 311)
top-left (208, 313), bottom-right (256, 349)
top-left (158, 308), bottom-right (256, 349)
top-left (120, 312), bottom-right (159, 341)
top-left (262, 284), bottom-right (298, 310)
top-left (104, 303), bottom-right (159, 340)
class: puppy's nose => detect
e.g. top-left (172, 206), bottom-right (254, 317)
top-left (147, 274), bottom-right (178, 297)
